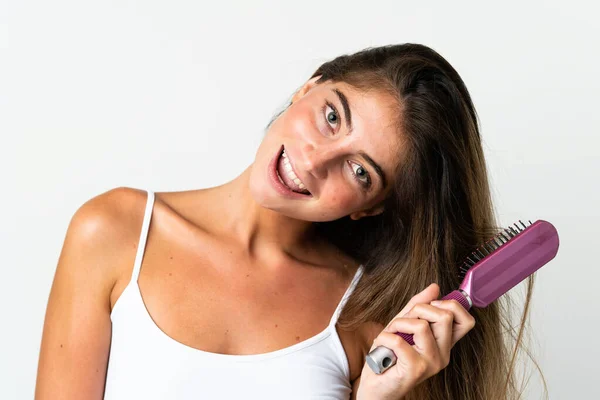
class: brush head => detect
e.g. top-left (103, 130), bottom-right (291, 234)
top-left (457, 219), bottom-right (559, 308)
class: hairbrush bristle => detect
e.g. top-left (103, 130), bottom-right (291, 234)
top-left (458, 219), bottom-right (533, 280)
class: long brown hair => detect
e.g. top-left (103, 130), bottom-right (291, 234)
top-left (268, 43), bottom-right (547, 399)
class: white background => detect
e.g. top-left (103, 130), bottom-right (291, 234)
top-left (1, 0), bottom-right (598, 398)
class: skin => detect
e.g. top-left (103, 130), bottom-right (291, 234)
top-left (356, 284), bottom-right (476, 399)
top-left (249, 75), bottom-right (400, 223)
top-left (34, 76), bottom-right (475, 399)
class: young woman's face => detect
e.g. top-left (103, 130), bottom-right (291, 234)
top-left (249, 76), bottom-right (402, 222)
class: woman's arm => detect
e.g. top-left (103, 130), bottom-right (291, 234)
top-left (35, 188), bottom-right (139, 399)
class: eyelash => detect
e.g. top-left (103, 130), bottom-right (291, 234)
top-left (321, 100), bottom-right (372, 191)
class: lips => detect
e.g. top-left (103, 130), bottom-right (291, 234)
top-left (268, 145), bottom-right (312, 199)
top-left (277, 149), bottom-right (310, 194)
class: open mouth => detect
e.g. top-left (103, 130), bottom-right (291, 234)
top-left (276, 146), bottom-right (312, 196)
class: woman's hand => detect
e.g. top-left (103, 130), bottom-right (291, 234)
top-left (355, 283), bottom-right (476, 400)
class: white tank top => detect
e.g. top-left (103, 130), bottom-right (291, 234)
top-left (104, 190), bottom-right (365, 399)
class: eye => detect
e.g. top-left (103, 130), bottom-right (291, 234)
top-left (322, 100), bottom-right (371, 191)
top-left (348, 161), bottom-right (371, 190)
top-left (323, 101), bottom-right (340, 132)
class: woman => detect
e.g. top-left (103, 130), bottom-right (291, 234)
top-left (35, 43), bottom-right (541, 399)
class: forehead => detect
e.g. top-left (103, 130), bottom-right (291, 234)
top-left (325, 81), bottom-right (399, 137)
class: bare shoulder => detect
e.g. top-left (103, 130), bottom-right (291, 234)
top-left (71, 186), bottom-right (148, 240)
top-left (67, 186), bottom-right (149, 282)
top-left (70, 187), bottom-right (155, 306)
top-left (50, 186), bottom-right (154, 316)
top-left (35, 187), bottom-right (150, 399)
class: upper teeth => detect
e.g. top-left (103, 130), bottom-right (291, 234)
top-left (281, 150), bottom-right (307, 190)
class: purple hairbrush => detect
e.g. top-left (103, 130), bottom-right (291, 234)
top-left (366, 219), bottom-right (560, 374)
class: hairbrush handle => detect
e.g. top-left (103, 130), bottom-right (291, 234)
top-left (365, 290), bottom-right (471, 374)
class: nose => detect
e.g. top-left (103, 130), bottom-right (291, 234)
top-left (300, 142), bottom-right (344, 180)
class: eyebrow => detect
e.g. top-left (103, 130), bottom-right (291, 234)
top-left (359, 151), bottom-right (387, 189)
top-left (332, 88), bottom-right (353, 133)
top-left (332, 88), bottom-right (387, 189)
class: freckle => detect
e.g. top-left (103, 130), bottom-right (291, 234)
top-left (96, 368), bottom-right (99, 373)
top-left (246, 274), bottom-right (250, 277)
top-left (275, 324), bottom-right (278, 328)
top-left (169, 273), bottom-right (172, 276)
top-left (295, 336), bottom-right (300, 341)
top-left (169, 256), bottom-right (173, 260)
top-left (60, 344), bottom-right (63, 348)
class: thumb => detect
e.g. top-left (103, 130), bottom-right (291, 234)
top-left (397, 283), bottom-right (441, 317)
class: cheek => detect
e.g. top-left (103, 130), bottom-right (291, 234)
top-left (324, 188), bottom-right (359, 212)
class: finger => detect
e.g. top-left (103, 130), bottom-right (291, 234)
top-left (401, 303), bottom-right (453, 364)
top-left (395, 283), bottom-right (441, 318)
top-left (382, 317), bottom-right (440, 369)
top-left (371, 331), bottom-right (426, 379)
top-left (430, 299), bottom-right (476, 346)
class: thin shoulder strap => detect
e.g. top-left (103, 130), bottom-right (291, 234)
top-left (329, 265), bottom-right (364, 327)
top-left (131, 189), bottom-right (155, 284)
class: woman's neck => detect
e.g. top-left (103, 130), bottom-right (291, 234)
top-left (201, 164), bottom-right (319, 262)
